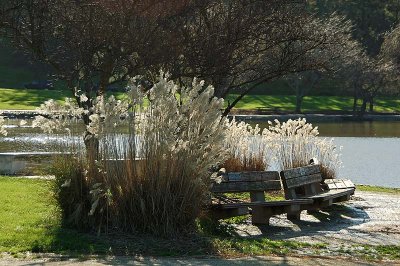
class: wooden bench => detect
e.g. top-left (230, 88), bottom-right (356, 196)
top-left (280, 165), bottom-right (355, 220)
top-left (209, 171), bottom-right (313, 225)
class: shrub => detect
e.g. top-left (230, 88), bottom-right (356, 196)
top-left (51, 154), bottom-right (92, 230)
top-left (264, 118), bottom-right (342, 179)
top-left (43, 75), bottom-right (227, 236)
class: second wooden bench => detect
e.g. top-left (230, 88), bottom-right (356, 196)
top-left (209, 171), bottom-right (313, 225)
top-left (280, 164), bottom-right (355, 220)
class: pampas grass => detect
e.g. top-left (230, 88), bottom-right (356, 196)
top-left (222, 119), bottom-right (271, 172)
top-left (264, 118), bottom-right (342, 179)
top-left (48, 75), bottom-right (227, 236)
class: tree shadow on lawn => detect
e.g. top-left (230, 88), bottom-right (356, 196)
top-left (37, 225), bottom-right (216, 258)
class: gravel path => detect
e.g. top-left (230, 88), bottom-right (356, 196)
top-left (234, 191), bottom-right (400, 247)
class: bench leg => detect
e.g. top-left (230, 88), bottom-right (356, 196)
top-left (321, 199), bottom-right (333, 208)
top-left (307, 209), bottom-right (320, 215)
top-left (334, 194), bottom-right (351, 203)
top-left (251, 207), bottom-right (272, 225)
top-left (287, 212), bottom-right (301, 220)
top-left (287, 204), bottom-right (301, 221)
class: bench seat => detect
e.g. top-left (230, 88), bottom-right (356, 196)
top-left (303, 188), bottom-right (354, 201)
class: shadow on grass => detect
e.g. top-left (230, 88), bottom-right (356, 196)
top-left (36, 225), bottom-right (216, 257)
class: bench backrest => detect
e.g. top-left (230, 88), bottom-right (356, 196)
top-left (210, 171), bottom-right (281, 193)
top-left (280, 165), bottom-right (323, 199)
top-left (210, 171), bottom-right (281, 202)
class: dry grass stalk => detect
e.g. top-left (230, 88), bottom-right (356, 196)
top-left (263, 118), bottom-right (342, 179)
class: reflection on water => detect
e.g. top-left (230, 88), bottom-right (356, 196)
top-left (0, 119), bottom-right (83, 152)
top-left (1, 119), bottom-right (399, 187)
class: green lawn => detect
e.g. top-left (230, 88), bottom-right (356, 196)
top-left (357, 185), bottom-right (400, 194)
top-left (0, 176), bottom-right (316, 257)
top-left (0, 88), bottom-right (72, 110)
top-left (0, 177), bottom-right (106, 254)
top-left (0, 88), bottom-right (399, 112)
top-left (226, 94), bottom-right (400, 113)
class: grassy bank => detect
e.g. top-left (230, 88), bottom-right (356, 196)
top-left (0, 87), bottom-right (399, 113)
top-left (0, 88), bottom-right (72, 110)
top-left (357, 185), bottom-right (400, 194)
top-left (0, 176), bottom-right (316, 257)
top-left (227, 94), bottom-right (400, 113)
top-left (0, 176), bottom-right (399, 261)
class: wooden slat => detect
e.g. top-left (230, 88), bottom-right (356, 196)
top-left (305, 188), bottom-right (354, 201)
top-left (326, 182), bottom-right (338, 190)
top-left (324, 179), bottom-right (356, 190)
top-left (334, 180), bottom-right (347, 189)
top-left (342, 179), bottom-right (356, 188)
top-left (281, 165), bottom-right (321, 179)
top-left (284, 173), bottom-right (322, 189)
top-left (215, 198), bottom-right (313, 209)
top-left (211, 180), bottom-right (282, 193)
top-left (226, 171), bottom-right (280, 182)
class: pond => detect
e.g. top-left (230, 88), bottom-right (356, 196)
top-left (1, 119), bottom-right (399, 188)
top-left (253, 121), bottom-right (400, 188)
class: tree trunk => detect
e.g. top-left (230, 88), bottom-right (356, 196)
top-left (295, 95), bottom-right (303, 113)
top-left (369, 97), bottom-right (374, 112)
top-left (352, 95), bottom-right (358, 114)
top-left (358, 98), bottom-right (367, 118)
top-left (84, 131), bottom-right (100, 181)
top-left (84, 132), bottom-right (100, 159)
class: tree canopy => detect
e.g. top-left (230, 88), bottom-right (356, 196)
top-left (0, 0), bottom-right (367, 115)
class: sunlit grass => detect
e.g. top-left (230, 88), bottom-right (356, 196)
top-left (0, 88), bottom-right (72, 110)
top-left (227, 94), bottom-right (400, 113)
top-left (0, 88), bottom-right (127, 110)
top-left (357, 185), bottom-right (400, 194)
top-left (0, 177), bottom-right (105, 254)
top-left (0, 88), bottom-right (398, 112)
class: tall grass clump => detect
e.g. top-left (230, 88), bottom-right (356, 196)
top-left (34, 74), bottom-right (227, 236)
top-left (264, 118), bottom-right (342, 179)
top-left (222, 119), bottom-right (271, 172)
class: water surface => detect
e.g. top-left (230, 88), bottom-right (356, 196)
top-left (1, 119), bottom-right (399, 187)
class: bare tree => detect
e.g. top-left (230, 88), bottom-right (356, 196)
top-left (167, 1), bottom-right (359, 115)
top-left (382, 23), bottom-right (400, 96)
top-left (285, 70), bottom-right (322, 113)
top-left (1, 0), bottom-right (360, 119)
top-left (341, 51), bottom-right (391, 117)
top-left (0, 0), bottom-right (190, 152)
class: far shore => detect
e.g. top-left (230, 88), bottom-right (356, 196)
top-left (2, 109), bottom-right (400, 122)
top-left (229, 113), bottom-right (400, 122)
